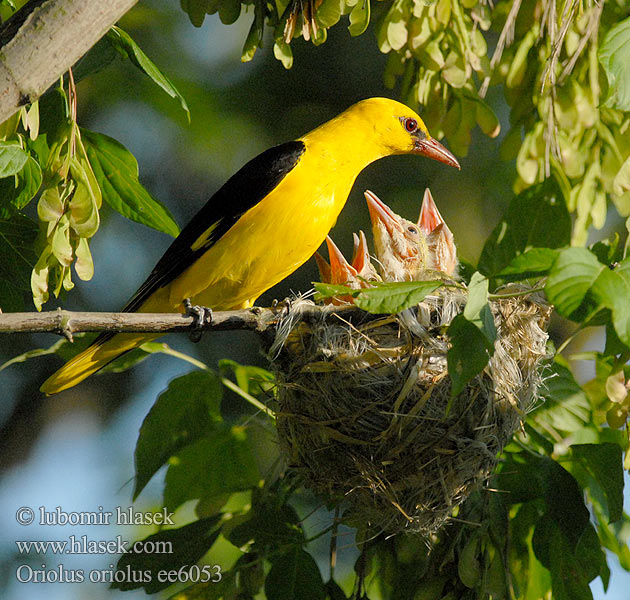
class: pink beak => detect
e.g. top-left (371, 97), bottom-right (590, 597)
top-left (364, 190), bottom-right (403, 237)
top-left (414, 137), bottom-right (461, 170)
top-left (351, 230), bottom-right (371, 274)
top-left (314, 251), bottom-right (332, 283)
top-left (418, 188), bottom-right (444, 234)
top-left (326, 236), bottom-right (357, 284)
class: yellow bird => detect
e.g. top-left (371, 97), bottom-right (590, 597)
top-left (41, 98), bottom-right (459, 395)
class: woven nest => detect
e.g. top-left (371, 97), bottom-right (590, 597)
top-left (266, 286), bottom-right (551, 535)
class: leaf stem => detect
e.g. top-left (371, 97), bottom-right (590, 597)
top-left (221, 377), bottom-right (275, 420)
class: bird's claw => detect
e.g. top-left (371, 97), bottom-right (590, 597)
top-left (274, 297), bottom-right (291, 320)
top-left (183, 298), bottom-right (213, 343)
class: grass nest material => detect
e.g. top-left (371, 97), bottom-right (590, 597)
top-left (266, 286), bottom-right (551, 535)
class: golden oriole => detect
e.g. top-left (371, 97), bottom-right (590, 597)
top-left (41, 97), bottom-right (459, 395)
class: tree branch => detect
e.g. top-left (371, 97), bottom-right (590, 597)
top-left (0, 0), bottom-right (138, 123)
top-left (0, 305), bottom-right (375, 340)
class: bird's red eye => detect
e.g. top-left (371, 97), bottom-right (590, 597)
top-left (404, 118), bottom-right (418, 133)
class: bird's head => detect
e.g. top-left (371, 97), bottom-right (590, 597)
top-left (419, 188), bottom-right (458, 277)
top-left (347, 98), bottom-right (461, 169)
top-left (364, 190), bottom-right (429, 281)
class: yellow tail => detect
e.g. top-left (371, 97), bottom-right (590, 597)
top-left (40, 333), bottom-right (158, 396)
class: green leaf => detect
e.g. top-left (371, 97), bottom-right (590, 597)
top-left (325, 579), bottom-right (348, 600)
top-left (164, 425), bottom-right (260, 512)
top-left (354, 281), bottom-right (443, 313)
top-left (495, 456), bottom-right (544, 504)
top-left (595, 509), bottom-right (630, 571)
top-left (0, 339), bottom-right (67, 374)
top-left (242, 12), bottom-right (262, 62)
top-left (532, 358), bottom-right (591, 435)
top-left (473, 96), bottom-right (500, 138)
top-left (265, 548), bottom-right (326, 600)
top-left (0, 141), bottom-right (28, 177)
top-left (134, 370), bottom-right (223, 499)
top-left (102, 340), bottom-right (207, 374)
top-left (0, 335), bottom-right (99, 375)
top-left (112, 516), bottom-right (223, 593)
top-left (463, 272), bottom-right (496, 344)
top-left (447, 314), bottom-right (493, 397)
top-left (478, 179), bottom-right (571, 277)
top-left (576, 523), bottom-right (610, 590)
top-left (572, 443), bottom-right (623, 523)
top-left (497, 247), bottom-right (559, 279)
top-left (458, 532), bottom-right (481, 588)
top-left (181, 0), bottom-right (210, 26)
top-left (0, 155), bottom-right (42, 210)
top-left (591, 258), bottom-right (630, 346)
top-left (532, 515), bottom-right (593, 600)
top-left (0, 213), bottom-right (38, 311)
top-left (384, 5), bottom-right (408, 52)
top-left (82, 128), bottom-right (180, 237)
top-left (273, 40), bottom-right (293, 69)
top-left (226, 499), bottom-right (303, 550)
top-left (531, 458), bottom-right (590, 556)
top-left (107, 26), bottom-right (190, 119)
top-left (590, 235), bottom-right (623, 267)
top-left (71, 36), bottom-right (119, 83)
top-left (219, 359), bottom-right (275, 397)
top-left (599, 16), bottom-right (630, 111)
top-left (348, 0), bottom-right (370, 36)
top-left (313, 282), bottom-right (360, 302)
top-left (218, 0), bottom-right (241, 24)
top-left (316, 0), bottom-right (344, 28)
top-left (545, 247), bottom-right (604, 321)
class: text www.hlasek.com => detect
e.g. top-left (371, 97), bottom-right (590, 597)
top-left (16, 536), bottom-right (172, 555)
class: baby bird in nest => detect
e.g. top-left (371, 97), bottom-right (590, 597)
top-left (365, 189), bottom-right (458, 281)
top-left (418, 188), bottom-right (458, 278)
top-left (315, 232), bottom-right (380, 304)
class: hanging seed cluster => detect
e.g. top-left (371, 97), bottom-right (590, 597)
top-left (267, 288), bottom-right (550, 535)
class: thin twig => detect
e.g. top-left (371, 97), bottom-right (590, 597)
top-left (479, 0), bottom-right (522, 98)
top-left (0, 305), bottom-right (381, 337)
top-left (558, 2), bottom-right (603, 85)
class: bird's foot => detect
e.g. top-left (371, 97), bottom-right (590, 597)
top-left (271, 297), bottom-right (292, 320)
top-left (183, 298), bottom-right (213, 343)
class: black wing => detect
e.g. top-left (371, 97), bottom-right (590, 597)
top-left (122, 140), bottom-right (306, 313)
top-left (90, 140), bottom-right (305, 351)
